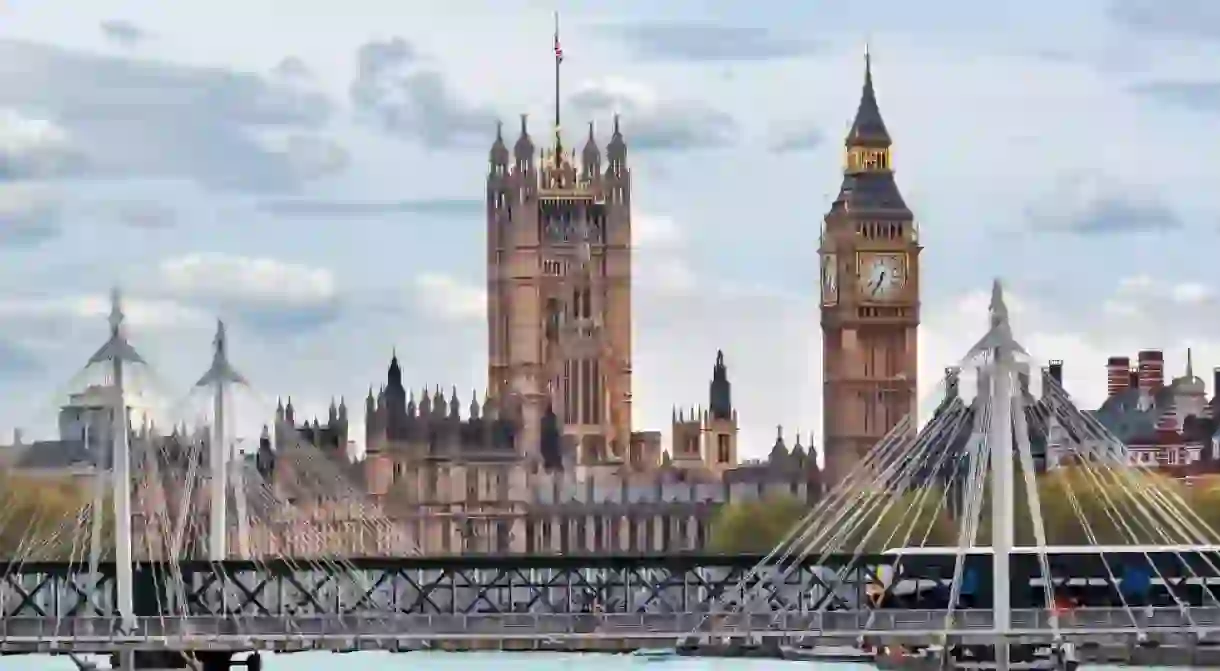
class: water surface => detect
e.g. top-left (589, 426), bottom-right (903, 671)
top-left (0, 651), bottom-right (1164, 671)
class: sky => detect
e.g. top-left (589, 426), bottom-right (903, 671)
top-left (0, 0), bottom-right (1218, 458)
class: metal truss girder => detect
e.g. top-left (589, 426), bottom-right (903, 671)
top-left (184, 571), bottom-right (222, 615)
top-left (226, 572), bottom-right (273, 616)
top-left (1, 573), bottom-right (49, 617)
top-left (1, 555), bottom-right (893, 621)
top-left (281, 572), bottom-right (333, 614)
top-left (342, 569), bottom-right (394, 615)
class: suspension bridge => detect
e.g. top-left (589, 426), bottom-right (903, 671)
top-left (3, 281), bottom-right (1220, 671)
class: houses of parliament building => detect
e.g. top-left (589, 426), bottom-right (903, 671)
top-left (268, 52), bottom-right (919, 557)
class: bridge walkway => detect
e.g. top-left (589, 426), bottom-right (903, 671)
top-left (3, 607), bottom-right (1220, 652)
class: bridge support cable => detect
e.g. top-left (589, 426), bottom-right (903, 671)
top-left (145, 316), bottom-right (413, 633)
top-left (694, 355), bottom-right (984, 641)
top-left (721, 398), bottom-right (964, 624)
top-left (1011, 375), bottom-right (1059, 642)
top-left (944, 366), bottom-right (995, 648)
top-left (983, 336), bottom-right (1219, 646)
top-left (1045, 374), bottom-right (1220, 552)
top-left (740, 402), bottom-right (974, 637)
top-left (1042, 377), bottom-right (1220, 545)
top-left (714, 332), bottom-right (1000, 616)
top-left (1037, 374), bottom-right (1220, 632)
top-left (697, 279), bottom-right (1220, 665)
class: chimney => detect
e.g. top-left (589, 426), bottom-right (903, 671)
top-left (12, 428), bottom-right (22, 445)
top-left (1106, 356), bottom-right (1131, 397)
top-left (1048, 360), bottom-right (1063, 385)
top-left (1137, 350), bottom-right (1164, 393)
top-left (1213, 367), bottom-right (1220, 397)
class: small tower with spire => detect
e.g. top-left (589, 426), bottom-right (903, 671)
top-left (703, 350), bottom-right (739, 471)
top-left (819, 46), bottom-right (922, 485)
top-left (669, 350), bottom-right (739, 473)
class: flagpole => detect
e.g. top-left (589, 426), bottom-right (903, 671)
top-left (554, 11), bottom-right (562, 154)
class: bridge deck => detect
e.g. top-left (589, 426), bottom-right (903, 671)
top-left (4, 607), bottom-right (1220, 652)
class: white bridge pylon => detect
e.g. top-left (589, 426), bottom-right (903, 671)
top-left (706, 279), bottom-right (1220, 667)
top-left (80, 290), bottom-right (260, 631)
top-left (193, 319), bottom-right (252, 561)
top-left (84, 288), bottom-right (144, 633)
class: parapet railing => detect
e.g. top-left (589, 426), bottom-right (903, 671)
top-left (2, 607), bottom-right (1219, 644)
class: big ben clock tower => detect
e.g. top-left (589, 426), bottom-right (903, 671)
top-left (820, 51), bottom-right (921, 484)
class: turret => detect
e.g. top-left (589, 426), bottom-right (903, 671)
top-left (482, 391), bottom-right (495, 420)
top-left (469, 390), bottom-right (481, 421)
top-left (489, 120), bottom-right (509, 174)
top-left (419, 387), bottom-right (432, 416)
top-left (581, 121), bottom-right (600, 181)
top-left (513, 113), bottom-right (534, 176)
top-left (767, 426), bottom-right (788, 465)
top-left (256, 424), bottom-right (275, 480)
top-left (709, 350), bottom-right (732, 420)
top-left (606, 114), bottom-right (627, 177)
top-left (387, 351), bottom-right (403, 389)
top-left (432, 386), bottom-right (445, 419)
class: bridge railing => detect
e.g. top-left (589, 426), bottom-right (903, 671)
top-left (2, 608), bottom-right (1219, 643)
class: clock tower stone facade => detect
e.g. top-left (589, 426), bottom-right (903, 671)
top-left (819, 53), bottom-right (921, 485)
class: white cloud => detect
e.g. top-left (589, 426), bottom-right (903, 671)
top-left (0, 182), bottom-right (59, 242)
top-left (1, 1), bottom-right (1218, 467)
top-left (569, 77), bottom-right (737, 150)
top-left (636, 255), bottom-right (698, 295)
top-left (633, 213), bottom-right (682, 249)
top-left (0, 294), bottom-right (207, 330)
top-left (0, 109), bottom-right (81, 178)
top-left (159, 253), bottom-right (337, 308)
top-left (257, 133), bottom-right (350, 180)
top-left (1171, 282), bottom-right (1210, 305)
top-left (919, 280), bottom-right (1220, 417)
top-left (1107, 274), bottom-right (1219, 319)
top-left (414, 273), bottom-right (486, 322)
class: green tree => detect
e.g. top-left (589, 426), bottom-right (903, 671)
top-left (707, 495), bottom-right (811, 554)
top-left (0, 470), bottom-right (95, 560)
top-left (965, 466), bottom-right (1190, 546)
top-left (1181, 480), bottom-right (1220, 543)
top-left (840, 487), bottom-right (959, 552)
top-left (706, 488), bottom-right (957, 555)
top-left (709, 467), bottom-right (1218, 556)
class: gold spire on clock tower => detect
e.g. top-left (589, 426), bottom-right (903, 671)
top-left (819, 48), bottom-right (921, 485)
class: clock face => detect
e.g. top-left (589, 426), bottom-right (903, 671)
top-left (858, 253), bottom-right (907, 301)
top-left (821, 253), bottom-right (838, 305)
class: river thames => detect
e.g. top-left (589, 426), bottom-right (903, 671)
top-left (0, 651), bottom-right (1157, 671)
